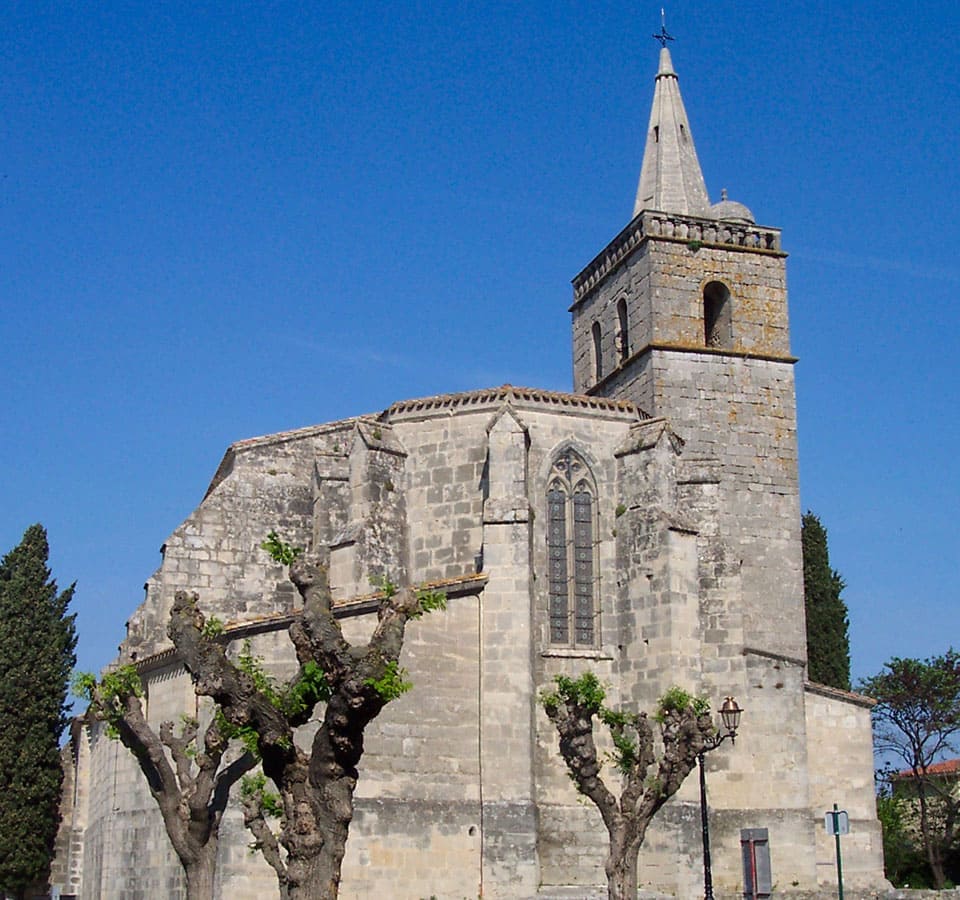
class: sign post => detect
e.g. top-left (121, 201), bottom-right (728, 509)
top-left (824, 804), bottom-right (849, 899)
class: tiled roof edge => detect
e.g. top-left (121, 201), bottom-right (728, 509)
top-left (804, 681), bottom-right (877, 709)
top-left (385, 384), bottom-right (646, 419)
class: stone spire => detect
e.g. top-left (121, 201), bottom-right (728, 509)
top-left (633, 47), bottom-right (711, 218)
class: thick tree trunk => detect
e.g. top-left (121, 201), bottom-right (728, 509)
top-left (928, 848), bottom-right (946, 891)
top-left (277, 747), bottom-right (354, 900)
top-left (607, 855), bottom-right (638, 900)
top-left (183, 842), bottom-right (218, 900)
top-left (605, 828), bottom-right (642, 900)
top-left (285, 830), bottom-right (349, 900)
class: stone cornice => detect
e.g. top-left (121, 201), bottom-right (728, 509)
top-left (127, 572), bottom-right (489, 675)
top-left (633, 342), bottom-right (797, 364)
top-left (585, 342), bottom-right (796, 395)
top-left (571, 210), bottom-right (786, 309)
top-left (743, 645), bottom-right (807, 668)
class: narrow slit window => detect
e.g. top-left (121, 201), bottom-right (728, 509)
top-left (617, 298), bottom-right (629, 362)
top-left (592, 322), bottom-right (603, 380)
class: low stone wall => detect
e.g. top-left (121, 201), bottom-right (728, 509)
top-left (756, 891), bottom-right (960, 900)
top-left (537, 888), bottom-right (960, 899)
top-left (878, 891), bottom-right (960, 900)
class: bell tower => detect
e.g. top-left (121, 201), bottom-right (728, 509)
top-left (571, 44), bottom-right (804, 662)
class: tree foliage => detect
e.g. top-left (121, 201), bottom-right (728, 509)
top-left (167, 549), bottom-right (447, 900)
top-left (875, 789), bottom-right (942, 888)
top-left (74, 665), bottom-right (256, 900)
top-left (260, 531), bottom-right (303, 566)
top-left (861, 650), bottom-right (960, 888)
top-left (801, 511), bottom-right (850, 690)
top-left (540, 673), bottom-right (718, 900)
top-left (0, 524), bottom-right (77, 899)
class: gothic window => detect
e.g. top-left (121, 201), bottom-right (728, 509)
top-left (547, 448), bottom-right (599, 647)
top-left (616, 298), bottom-right (629, 362)
top-left (592, 322), bottom-right (603, 380)
top-left (704, 281), bottom-right (732, 348)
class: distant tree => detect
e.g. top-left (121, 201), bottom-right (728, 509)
top-left (0, 525), bottom-right (77, 899)
top-left (801, 512), bottom-right (850, 690)
top-left (875, 788), bottom-right (933, 887)
top-left (861, 650), bottom-right (960, 888)
top-left (539, 675), bottom-right (720, 900)
top-left (167, 539), bottom-right (446, 900)
top-left (73, 665), bottom-right (256, 900)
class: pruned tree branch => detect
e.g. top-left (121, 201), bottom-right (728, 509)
top-left (241, 775), bottom-right (289, 900)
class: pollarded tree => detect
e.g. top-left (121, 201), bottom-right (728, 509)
top-left (167, 547), bottom-right (446, 900)
top-left (801, 511), bottom-right (850, 690)
top-left (861, 650), bottom-right (960, 889)
top-left (0, 524), bottom-right (77, 900)
top-left (540, 674), bottom-right (720, 900)
top-left (74, 665), bottom-right (256, 900)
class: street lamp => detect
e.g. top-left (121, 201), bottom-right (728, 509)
top-left (698, 696), bottom-right (743, 900)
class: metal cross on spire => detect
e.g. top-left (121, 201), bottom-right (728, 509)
top-left (653, 8), bottom-right (675, 48)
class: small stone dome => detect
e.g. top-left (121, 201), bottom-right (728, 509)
top-left (708, 197), bottom-right (755, 224)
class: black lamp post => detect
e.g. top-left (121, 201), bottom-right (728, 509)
top-left (698, 696), bottom-right (743, 900)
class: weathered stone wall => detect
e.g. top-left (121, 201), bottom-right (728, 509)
top-left (81, 717), bottom-right (186, 899)
top-left (124, 421), bottom-right (357, 661)
top-left (340, 591), bottom-right (484, 898)
top-left (51, 723), bottom-right (90, 898)
top-left (627, 350), bottom-right (803, 658)
top-left (392, 412), bottom-right (487, 585)
top-left (804, 683), bottom-right (886, 891)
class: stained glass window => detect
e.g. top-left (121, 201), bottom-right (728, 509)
top-left (546, 449), bottom-right (599, 647)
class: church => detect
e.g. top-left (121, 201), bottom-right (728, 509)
top-left (57, 43), bottom-right (886, 899)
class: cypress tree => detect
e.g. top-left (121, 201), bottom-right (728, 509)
top-left (801, 511), bottom-right (850, 690)
top-left (0, 525), bottom-right (77, 899)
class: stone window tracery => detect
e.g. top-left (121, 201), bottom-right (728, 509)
top-left (546, 448), bottom-right (599, 647)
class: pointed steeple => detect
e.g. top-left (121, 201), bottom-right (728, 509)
top-left (633, 47), bottom-right (711, 218)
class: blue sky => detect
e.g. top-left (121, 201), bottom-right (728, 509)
top-left (2, 2), bottom-right (958, 684)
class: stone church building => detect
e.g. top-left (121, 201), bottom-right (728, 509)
top-left (57, 46), bottom-right (886, 898)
